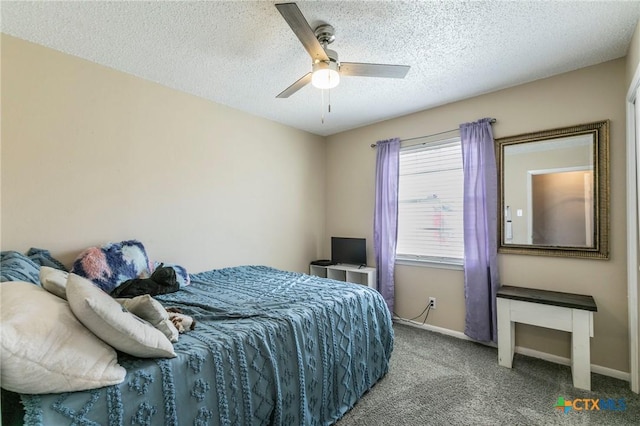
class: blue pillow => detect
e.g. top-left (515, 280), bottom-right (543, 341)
top-left (0, 251), bottom-right (41, 284)
top-left (27, 248), bottom-right (68, 272)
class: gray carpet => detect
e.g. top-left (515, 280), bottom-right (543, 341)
top-left (336, 322), bottom-right (639, 425)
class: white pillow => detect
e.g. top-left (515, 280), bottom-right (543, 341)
top-left (40, 266), bottom-right (69, 299)
top-left (117, 295), bottom-right (179, 343)
top-left (0, 281), bottom-right (126, 394)
top-left (66, 273), bottom-right (176, 358)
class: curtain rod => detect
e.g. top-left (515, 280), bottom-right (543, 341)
top-left (370, 118), bottom-right (497, 148)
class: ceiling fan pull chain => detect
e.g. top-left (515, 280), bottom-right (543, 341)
top-left (328, 88), bottom-right (331, 113)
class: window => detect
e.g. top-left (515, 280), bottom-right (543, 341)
top-left (396, 136), bottom-right (464, 265)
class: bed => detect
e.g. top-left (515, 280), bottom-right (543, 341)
top-left (1, 264), bottom-right (393, 425)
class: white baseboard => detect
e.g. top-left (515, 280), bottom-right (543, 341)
top-left (393, 317), bottom-right (630, 382)
top-left (394, 317), bottom-right (471, 340)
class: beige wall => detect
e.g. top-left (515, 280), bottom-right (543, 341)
top-left (1, 35), bottom-right (326, 274)
top-left (326, 58), bottom-right (629, 373)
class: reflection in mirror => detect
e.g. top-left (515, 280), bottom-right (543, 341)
top-left (496, 121), bottom-right (609, 259)
top-left (504, 134), bottom-right (593, 246)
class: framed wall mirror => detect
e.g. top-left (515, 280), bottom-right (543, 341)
top-left (495, 120), bottom-right (609, 259)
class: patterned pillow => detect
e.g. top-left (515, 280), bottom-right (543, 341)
top-left (71, 240), bottom-right (152, 293)
top-left (153, 261), bottom-right (191, 287)
top-left (0, 251), bottom-right (41, 284)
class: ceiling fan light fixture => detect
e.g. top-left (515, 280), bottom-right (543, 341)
top-left (311, 61), bottom-right (340, 89)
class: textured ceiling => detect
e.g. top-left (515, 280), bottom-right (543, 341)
top-left (2, 1), bottom-right (640, 136)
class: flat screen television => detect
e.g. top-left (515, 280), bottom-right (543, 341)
top-left (331, 237), bottom-right (367, 266)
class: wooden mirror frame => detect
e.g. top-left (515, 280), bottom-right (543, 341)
top-left (495, 120), bottom-right (609, 259)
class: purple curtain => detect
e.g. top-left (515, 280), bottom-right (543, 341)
top-left (460, 118), bottom-right (500, 342)
top-left (374, 138), bottom-right (400, 313)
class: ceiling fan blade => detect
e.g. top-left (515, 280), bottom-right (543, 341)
top-left (276, 72), bottom-right (313, 98)
top-left (340, 62), bottom-right (410, 79)
top-left (276, 3), bottom-right (329, 62)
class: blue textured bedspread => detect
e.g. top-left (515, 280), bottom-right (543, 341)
top-left (17, 266), bottom-right (393, 425)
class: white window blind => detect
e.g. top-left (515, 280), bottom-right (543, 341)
top-left (396, 137), bottom-right (464, 264)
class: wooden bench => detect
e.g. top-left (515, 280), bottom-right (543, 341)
top-left (496, 285), bottom-right (597, 390)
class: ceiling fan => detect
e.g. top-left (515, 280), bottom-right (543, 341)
top-left (275, 2), bottom-right (411, 98)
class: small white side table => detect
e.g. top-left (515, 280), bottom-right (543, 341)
top-left (496, 285), bottom-right (597, 391)
top-left (309, 263), bottom-right (377, 290)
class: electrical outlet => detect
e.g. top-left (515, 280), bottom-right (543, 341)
top-left (429, 297), bottom-right (436, 310)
